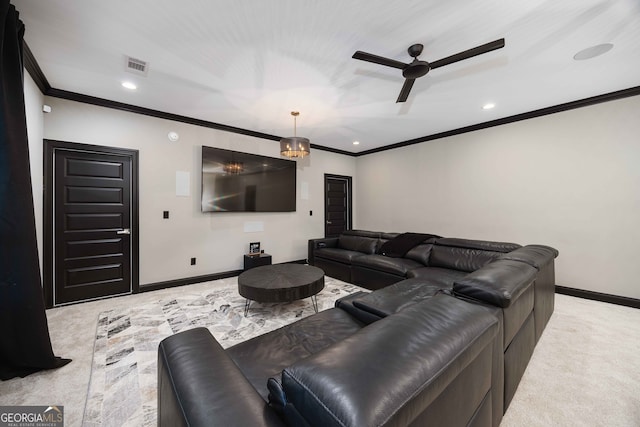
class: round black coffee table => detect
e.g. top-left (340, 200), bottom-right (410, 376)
top-left (238, 264), bottom-right (325, 316)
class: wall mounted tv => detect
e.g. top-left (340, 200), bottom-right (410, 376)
top-left (201, 146), bottom-right (296, 212)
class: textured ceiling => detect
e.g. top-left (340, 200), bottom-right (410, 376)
top-left (13, 0), bottom-right (640, 153)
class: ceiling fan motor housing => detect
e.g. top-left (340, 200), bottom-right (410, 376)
top-left (403, 61), bottom-right (431, 78)
top-left (408, 43), bottom-right (424, 57)
top-left (403, 44), bottom-right (430, 78)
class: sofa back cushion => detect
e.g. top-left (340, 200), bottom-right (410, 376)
top-left (381, 232), bottom-right (400, 240)
top-left (429, 245), bottom-right (502, 272)
top-left (338, 235), bottom-right (378, 254)
top-left (342, 229), bottom-right (381, 239)
top-left (405, 244), bottom-right (433, 265)
top-left (436, 238), bottom-right (521, 253)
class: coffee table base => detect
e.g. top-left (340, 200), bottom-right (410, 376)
top-left (243, 294), bottom-right (319, 317)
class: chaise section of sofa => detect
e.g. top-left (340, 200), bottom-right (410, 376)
top-left (158, 294), bottom-right (503, 427)
top-left (269, 295), bottom-right (501, 427)
top-left (225, 307), bottom-right (366, 400)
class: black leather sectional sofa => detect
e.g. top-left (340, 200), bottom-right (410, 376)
top-left (309, 230), bottom-right (557, 343)
top-left (157, 230), bottom-right (558, 427)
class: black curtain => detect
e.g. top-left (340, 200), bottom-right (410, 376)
top-left (0, 0), bottom-right (70, 380)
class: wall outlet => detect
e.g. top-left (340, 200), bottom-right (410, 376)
top-left (190, 257), bottom-right (196, 265)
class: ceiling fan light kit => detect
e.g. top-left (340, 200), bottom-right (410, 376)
top-left (280, 111), bottom-right (310, 158)
top-left (353, 38), bottom-right (506, 103)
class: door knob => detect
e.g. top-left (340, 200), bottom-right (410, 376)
top-left (326, 221), bottom-right (332, 224)
top-left (116, 228), bottom-right (131, 235)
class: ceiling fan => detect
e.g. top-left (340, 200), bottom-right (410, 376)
top-left (352, 38), bottom-right (505, 103)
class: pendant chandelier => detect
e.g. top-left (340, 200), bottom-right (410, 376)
top-left (280, 111), bottom-right (310, 158)
top-left (223, 161), bottom-right (243, 174)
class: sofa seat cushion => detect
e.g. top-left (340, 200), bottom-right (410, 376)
top-left (407, 266), bottom-right (467, 286)
top-left (453, 260), bottom-right (538, 308)
top-left (314, 247), bottom-right (365, 264)
top-left (351, 254), bottom-right (423, 276)
top-left (351, 278), bottom-right (450, 317)
top-left (227, 308), bottom-right (365, 400)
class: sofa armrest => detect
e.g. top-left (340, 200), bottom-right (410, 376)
top-left (307, 237), bottom-right (338, 265)
top-left (158, 327), bottom-right (285, 427)
top-left (453, 260), bottom-right (537, 308)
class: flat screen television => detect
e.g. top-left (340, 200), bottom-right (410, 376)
top-left (201, 146), bottom-right (296, 212)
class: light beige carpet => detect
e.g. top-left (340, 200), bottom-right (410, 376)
top-left (501, 294), bottom-right (640, 426)
top-left (1, 279), bottom-right (639, 427)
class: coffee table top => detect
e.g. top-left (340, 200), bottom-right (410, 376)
top-left (238, 264), bottom-right (325, 303)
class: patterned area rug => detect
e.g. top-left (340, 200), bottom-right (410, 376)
top-left (82, 276), bottom-right (364, 426)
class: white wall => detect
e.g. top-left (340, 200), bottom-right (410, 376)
top-left (37, 98), bottom-right (356, 286)
top-left (26, 86), bottom-right (639, 299)
top-left (23, 72), bottom-right (45, 275)
top-left (355, 95), bottom-right (640, 300)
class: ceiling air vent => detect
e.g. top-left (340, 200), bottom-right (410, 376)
top-left (125, 56), bottom-right (149, 76)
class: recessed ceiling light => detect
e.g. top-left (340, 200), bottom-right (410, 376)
top-left (353, 141), bottom-right (360, 145)
top-left (482, 103), bottom-right (495, 110)
top-left (121, 81), bottom-right (137, 90)
top-left (573, 43), bottom-right (614, 61)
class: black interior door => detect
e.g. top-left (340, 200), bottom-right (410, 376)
top-left (324, 175), bottom-right (352, 237)
top-left (51, 147), bottom-right (134, 305)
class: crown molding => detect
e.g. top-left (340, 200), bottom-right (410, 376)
top-left (356, 85), bottom-right (640, 156)
top-left (23, 41), bottom-right (50, 93)
top-left (23, 42), bottom-right (355, 156)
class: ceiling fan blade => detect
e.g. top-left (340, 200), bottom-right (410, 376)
top-left (353, 51), bottom-right (408, 70)
top-left (429, 38), bottom-right (505, 70)
top-left (396, 78), bottom-right (415, 103)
